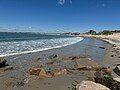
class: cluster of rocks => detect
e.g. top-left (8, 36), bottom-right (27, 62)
top-left (70, 56), bottom-right (120, 90)
top-left (27, 55), bottom-right (120, 90)
top-left (29, 67), bottom-right (67, 78)
top-left (75, 64), bottom-right (120, 90)
top-left (111, 44), bottom-right (120, 58)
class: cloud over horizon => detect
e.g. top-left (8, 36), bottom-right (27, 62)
top-left (58, 0), bottom-right (72, 6)
top-left (58, 0), bottom-right (65, 6)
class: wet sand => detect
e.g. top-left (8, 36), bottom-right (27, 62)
top-left (0, 37), bottom-right (113, 90)
top-left (80, 34), bottom-right (120, 78)
top-left (103, 42), bottom-right (120, 78)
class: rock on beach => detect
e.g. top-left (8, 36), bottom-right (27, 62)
top-left (113, 64), bottom-right (120, 76)
top-left (76, 81), bottom-right (110, 90)
top-left (75, 58), bottom-right (99, 70)
top-left (0, 57), bottom-right (7, 68)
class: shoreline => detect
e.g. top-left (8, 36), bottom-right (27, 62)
top-left (0, 37), bottom-right (119, 90)
top-left (0, 37), bottom-right (83, 57)
top-left (4, 37), bottom-right (106, 65)
top-left (79, 34), bottom-right (120, 79)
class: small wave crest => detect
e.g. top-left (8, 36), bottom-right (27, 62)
top-left (0, 37), bottom-right (83, 57)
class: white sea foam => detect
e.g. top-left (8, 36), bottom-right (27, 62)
top-left (0, 37), bottom-right (83, 57)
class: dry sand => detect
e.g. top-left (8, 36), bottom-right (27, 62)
top-left (80, 33), bottom-right (120, 45)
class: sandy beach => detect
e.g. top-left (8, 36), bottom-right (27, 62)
top-left (0, 36), bottom-right (120, 90)
top-left (1, 0), bottom-right (120, 89)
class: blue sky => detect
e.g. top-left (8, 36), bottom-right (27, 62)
top-left (0, 0), bottom-right (120, 33)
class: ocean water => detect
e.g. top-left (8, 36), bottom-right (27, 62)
top-left (0, 32), bottom-right (83, 57)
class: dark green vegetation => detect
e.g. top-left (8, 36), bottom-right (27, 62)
top-left (97, 30), bottom-right (120, 35)
top-left (64, 30), bottom-right (120, 36)
top-left (87, 30), bottom-right (120, 35)
top-left (95, 74), bottom-right (120, 90)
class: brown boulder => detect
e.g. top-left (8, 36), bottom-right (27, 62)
top-left (39, 68), bottom-right (51, 78)
top-left (29, 68), bottom-right (41, 76)
top-left (75, 58), bottom-right (99, 70)
top-left (29, 68), bottom-right (51, 78)
top-left (52, 68), bottom-right (67, 76)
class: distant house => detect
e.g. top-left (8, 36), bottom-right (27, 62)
top-left (89, 30), bottom-right (96, 35)
top-left (85, 30), bottom-right (96, 35)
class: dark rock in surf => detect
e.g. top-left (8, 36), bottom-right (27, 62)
top-left (49, 54), bottom-right (57, 59)
top-left (99, 47), bottom-right (105, 49)
top-left (0, 57), bottom-right (7, 68)
top-left (70, 56), bottom-right (80, 60)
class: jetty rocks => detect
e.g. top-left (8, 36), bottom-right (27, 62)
top-left (76, 81), bottom-right (110, 90)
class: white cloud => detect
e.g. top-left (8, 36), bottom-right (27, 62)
top-left (102, 3), bottom-right (106, 7)
top-left (58, 0), bottom-right (72, 6)
top-left (28, 27), bottom-right (32, 29)
top-left (57, 30), bottom-right (59, 32)
top-left (70, 0), bottom-right (72, 4)
top-left (58, 0), bottom-right (65, 6)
